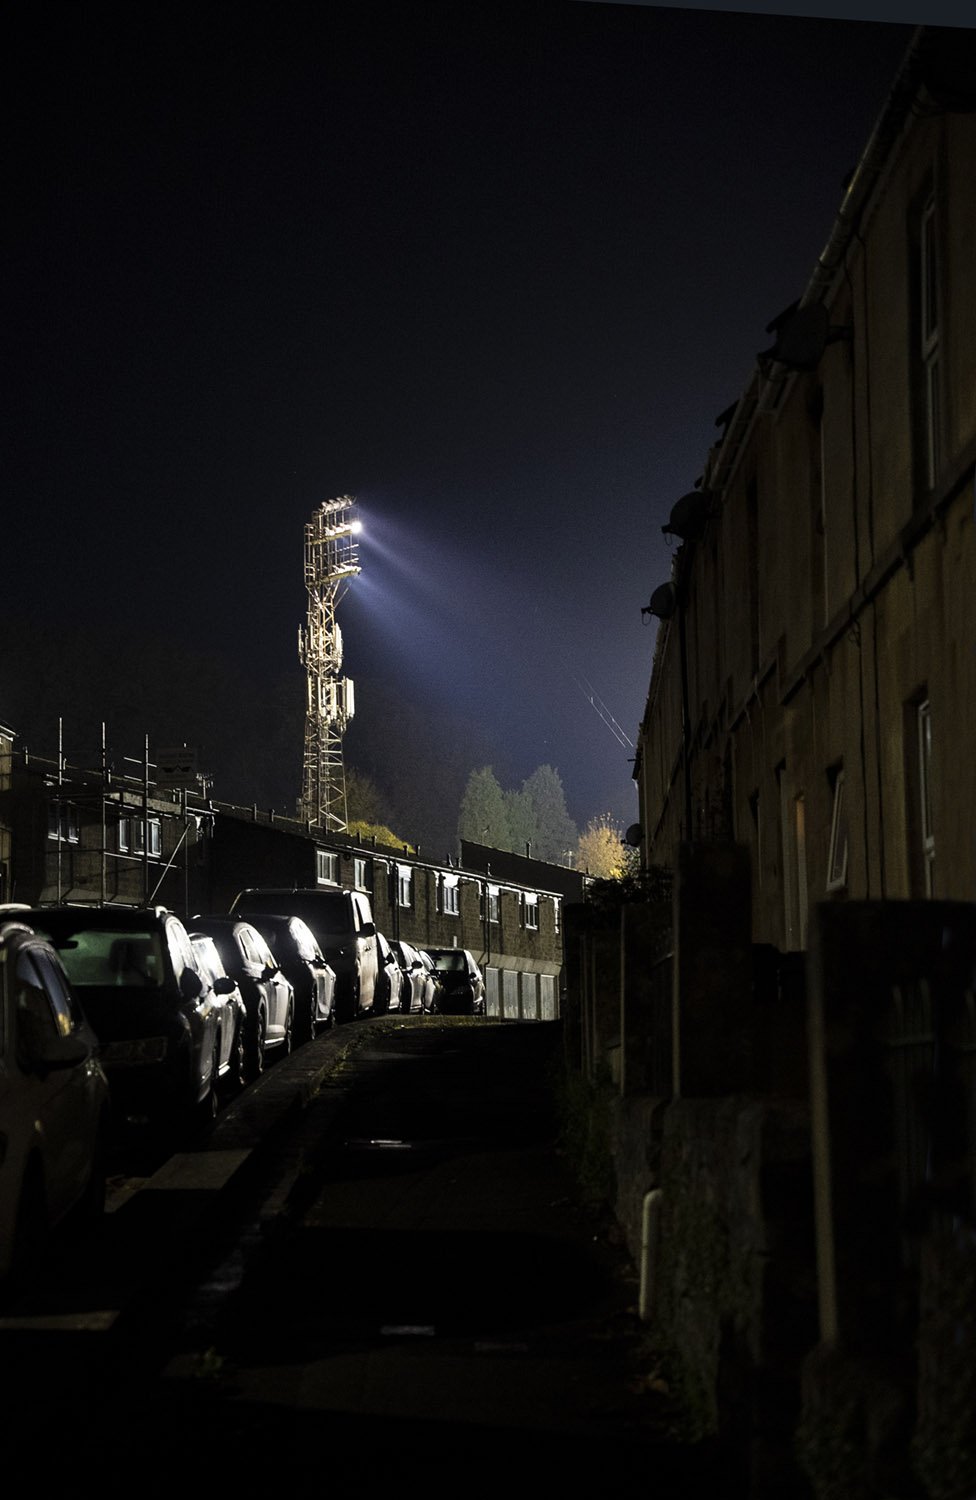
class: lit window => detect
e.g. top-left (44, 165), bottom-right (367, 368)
top-left (397, 864), bottom-right (413, 908)
top-left (118, 815), bottom-right (161, 857)
top-left (47, 801), bottom-right (80, 844)
top-left (316, 850), bottom-right (338, 885)
top-left (826, 768), bottom-right (848, 892)
top-left (440, 874), bottom-right (459, 916)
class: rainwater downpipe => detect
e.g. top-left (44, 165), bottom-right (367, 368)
top-left (639, 1188), bottom-right (663, 1322)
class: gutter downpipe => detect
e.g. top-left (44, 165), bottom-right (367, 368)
top-left (799, 26), bottom-right (925, 313)
top-left (639, 1188), bottom-right (663, 1323)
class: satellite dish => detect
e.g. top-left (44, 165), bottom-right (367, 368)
top-left (663, 490), bottom-right (711, 541)
top-left (765, 304), bottom-right (830, 370)
top-left (647, 582), bottom-right (677, 620)
top-left (625, 823), bottom-right (643, 847)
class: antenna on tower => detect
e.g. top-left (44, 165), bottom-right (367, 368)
top-left (298, 496), bottom-right (362, 831)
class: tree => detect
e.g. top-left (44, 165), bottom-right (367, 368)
top-left (576, 813), bottom-right (634, 879)
top-left (504, 785), bottom-right (537, 856)
top-left (345, 767), bottom-right (388, 827)
top-left (458, 766), bottom-right (510, 850)
top-left (521, 765), bottom-right (577, 864)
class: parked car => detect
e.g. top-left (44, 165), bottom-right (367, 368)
top-left (230, 912), bottom-right (336, 1042)
top-left (373, 931), bottom-right (403, 1015)
top-left (417, 948), bottom-right (444, 1014)
top-left (423, 948), bottom-right (486, 1015)
top-left (189, 917), bottom-right (295, 1078)
top-left (229, 888), bottom-right (378, 1023)
top-left (23, 904), bottom-right (225, 1138)
top-left (0, 910), bottom-right (111, 1287)
top-left (389, 938), bottom-right (430, 1015)
top-left (188, 932), bottom-right (249, 1095)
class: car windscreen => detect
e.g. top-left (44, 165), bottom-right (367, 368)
top-left (30, 922), bottom-right (166, 989)
top-left (431, 952), bottom-right (467, 971)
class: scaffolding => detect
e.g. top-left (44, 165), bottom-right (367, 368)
top-left (298, 496), bottom-right (361, 830)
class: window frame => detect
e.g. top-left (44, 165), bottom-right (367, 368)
top-left (826, 767), bottom-right (849, 894)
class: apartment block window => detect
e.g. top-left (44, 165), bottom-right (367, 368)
top-left (118, 815), bottom-right (161, 856)
top-left (397, 864), bottom-right (413, 908)
top-left (48, 801), bottom-right (80, 844)
top-left (352, 857), bottom-right (368, 891)
top-left (552, 896), bottom-right (560, 935)
top-left (920, 196), bottom-right (941, 489)
top-left (795, 793), bottom-right (809, 950)
top-left (917, 700), bottom-right (935, 896)
top-left (826, 766), bottom-right (849, 893)
top-left (316, 850), bottom-right (338, 885)
top-left (487, 885), bottom-right (500, 924)
top-left (521, 892), bottom-right (539, 930)
top-left (437, 872), bottom-right (459, 915)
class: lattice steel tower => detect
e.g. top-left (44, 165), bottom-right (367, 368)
top-left (298, 496), bottom-right (362, 830)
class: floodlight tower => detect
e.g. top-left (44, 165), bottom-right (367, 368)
top-left (298, 496), bottom-right (362, 831)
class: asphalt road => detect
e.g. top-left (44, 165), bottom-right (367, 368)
top-left (5, 1017), bottom-right (740, 1493)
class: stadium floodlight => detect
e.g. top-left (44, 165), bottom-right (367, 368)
top-left (298, 496), bottom-right (362, 832)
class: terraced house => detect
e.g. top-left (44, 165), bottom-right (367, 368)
top-left (634, 28), bottom-right (975, 936)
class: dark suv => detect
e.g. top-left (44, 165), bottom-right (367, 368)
top-left (423, 948), bottom-right (486, 1015)
top-left (24, 905), bottom-right (224, 1138)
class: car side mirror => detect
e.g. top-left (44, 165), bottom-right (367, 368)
top-left (213, 975), bottom-right (236, 996)
top-left (180, 968), bottom-right (203, 1003)
top-left (361, 922), bottom-right (376, 938)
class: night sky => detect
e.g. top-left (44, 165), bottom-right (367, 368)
top-left (5, 3), bottom-right (925, 851)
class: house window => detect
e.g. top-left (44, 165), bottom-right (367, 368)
top-left (440, 873), bottom-right (459, 916)
top-left (118, 815), bottom-right (161, 856)
top-left (920, 196), bottom-right (941, 489)
top-left (795, 794), bottom-right (809, 950)
top-left (826, 767), bottom-right (849, 893)
top-left (487, 885), bottom-right (499, 924)
top-left (353, 857), bottom-right (368, 891)
top-left (521, 892), bottom-right (539, 930)
top-left (316, 850), bottom-right (338, 885)
top-left (397, 864), bottom-right (413, 908)
top-left (48, 801), bottom-right (80, 844)
top-left (917, 700), bottom-right (935, 896)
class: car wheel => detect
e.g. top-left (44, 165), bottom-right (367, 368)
top-left (247, 1006), bottom-right (266, 1080)
top-left (308, 995), bottom-right (318, 1044)
top-left (197, 1040), bottom-right (220, 1130)
top-left (228, 1017), bottom-right (247, 1092)
top-left (281, 1001), bottom-right (294, 1058)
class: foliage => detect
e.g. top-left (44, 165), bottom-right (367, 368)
top-left (584, 864), bottom-right (673, 919)
top-left (460, 762), bottom-right (578, 864)
top-left (576, 812), bottom-right (633, 879)
top-left (345, 766), bottom-right (388, 826)
top-left (458, 766), bottom-right (510, 849)
top-left (520, 764), bottom-right (578, 863)
top-left (346, 820), bottom-right (415, 853)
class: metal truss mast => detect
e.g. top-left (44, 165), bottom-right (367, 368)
top-left (298, 496), bottom-right (361, 831)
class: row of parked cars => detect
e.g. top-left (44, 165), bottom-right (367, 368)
top-left (0, 888), bottom-right (486, 1288)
